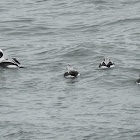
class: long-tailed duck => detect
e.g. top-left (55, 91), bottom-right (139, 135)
top-left (99, 56), bottom-right (115, 69)
top-left (64, 64), bottom-right (80, 78)
top-left (0, 49), bottom-right (22, 68)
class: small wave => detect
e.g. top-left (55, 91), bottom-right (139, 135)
top-left (104, 17), bottom-right (140, 26)
top-left (1, 18), bottom-right (34, 24)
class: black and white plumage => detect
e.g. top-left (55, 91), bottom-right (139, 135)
top-left (0, 49), bottom-right (22, 68)
top-left (99, 56), bottom-right (115, 69)
top-left (64, 64), bottom-right (80, 78)
top-left (136, 76), bottom-right (140, 84)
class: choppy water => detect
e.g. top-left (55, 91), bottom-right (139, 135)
top-left (0, 0), bottom-right (140, 140)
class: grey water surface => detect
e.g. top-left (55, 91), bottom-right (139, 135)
top-left (0, 0), bottom-right (140, 140)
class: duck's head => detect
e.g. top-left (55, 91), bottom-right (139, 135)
top-left (104, 56), bottom-right (110, 65)
top-left (67, 64), bottom-right (74, 72)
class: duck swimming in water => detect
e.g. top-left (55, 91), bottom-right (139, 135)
top-left (64, 64), bottom-right (80, 78)
top-left (0, 49), bottom-right (22, 68)
top-left (136, 75), bottom-right (140, 84)
top-left (99, 56), bottom-right (115, 69)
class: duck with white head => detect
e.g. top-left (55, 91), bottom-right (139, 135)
top-left (99, 56), bottom-right (115, 69)
top-left (0, 49), bottom-right (23, 68)
top-left (64, 64), bottom-right (80, 78)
